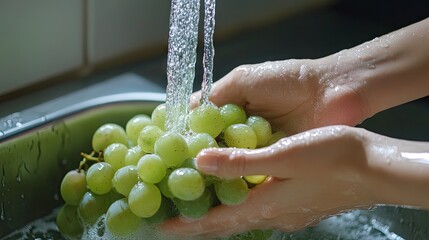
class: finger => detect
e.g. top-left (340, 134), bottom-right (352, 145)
top-left (195, 147), bottom-right (288, 179)
top-left (195, 128), bottom-right (332, 179)
top-left (161, 181), bottom-right (277, 238)
top-left (191, 67), bottom-right (249, 110)
top-left (208, 69), bottom-right (248, 107)
top-left (189, 90), bottom-right (202, 109)
top-left (161, 204), bottom-right (258, 238)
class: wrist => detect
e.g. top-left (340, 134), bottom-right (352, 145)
top-left (321, 18), bottom-right (429, 120)
top-left (362, 133), bottom-right (429, 209)
top-left (305, 55), bottom-right (371, 127)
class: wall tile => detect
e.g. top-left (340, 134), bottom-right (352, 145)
top-left (87, 0), bottom-right (170, 63)
top-left (0, 0), bottom-right (84, 95)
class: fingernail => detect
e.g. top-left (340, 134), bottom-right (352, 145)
top-left (196, 151), bottom-right (219, 173)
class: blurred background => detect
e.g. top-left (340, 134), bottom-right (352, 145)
top-left (0, 0), bottom-right (428, 138)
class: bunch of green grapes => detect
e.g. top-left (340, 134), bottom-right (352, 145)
top-left (56, 103), bottom-right (285, 239)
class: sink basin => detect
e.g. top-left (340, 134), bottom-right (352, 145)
top-left (1, 85), bottom-right (428, 239)
top-left (0, 92), bottom-right (164, 238)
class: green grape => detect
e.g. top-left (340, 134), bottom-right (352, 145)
top-left (151, 103), bottom-right (166, 131)
top-left (137, 154), bottom-right (166, 184)
top-left (124, 145), bottom-right (145, 166)
top-left (112, 165), bottom-right (139, 197)
top-left (128, 182), bottom-right (162, 218)
top-left (145, 197), bottom-right (175, 225)
top-left (189, 104), bottom-right (224, 138)
top-left (92, 123), bottom-right (128, 152)
top-left (180, 158), bottom-right (196, 169)
top-left (154, 132), bottom-right (188, 167)
top-left (243, 175), bottom-right (267, 185)
top-left (224, 124), bottom-right (257, 149)
top-left (105, 198), bottom-right (141, 236)
top-left (138, 125), bottom-right (164, 154)
top-left (78, 191), bottom-right (111, 225)
top-left (104, 143), bottom-right (128, 171)
top-left (125, 114), bottom-right (152, 145)
top-left (56, 204), bottom-right (83, 238)
top-left (267, 130), bottom-right (287, 145)
top-left (86, 162), bottom-right (115, 195)
top-left (215, 178), bottom-right (249, 205)
top-left (246, 116), bottom-right (272, 147)
top-left (60, 169), bottom-right (87, 206)
top-left (168, 168), bottom-right (205, 201)
top-left (220, 103), bottom-right (247, 129)
top-left (157, 169), bottom-right (174, 198)
top-left (106, 189), bottom-right (123, 203)
top-left (179, 159), bottom-right (219, 186)
top-left (173, 189), bottom-right (213, 219)
top-left (187, 133), bottom-right (218, 158)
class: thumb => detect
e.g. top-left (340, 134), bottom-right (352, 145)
top-left (190, 67), bottom-right (248, 110)
top-left (195, 147), bottom-right (284, 179)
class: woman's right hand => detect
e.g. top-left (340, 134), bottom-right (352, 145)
top-left (191, 58), bottom-right (369, 135)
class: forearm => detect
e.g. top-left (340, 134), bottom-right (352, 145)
top-left (323, 17), bottom-right (429, 120)
top-left (363, 133), bottom-right (429, 209)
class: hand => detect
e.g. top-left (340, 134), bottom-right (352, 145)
top-left (191, 59), bottom-right (369, 135)
top-left (162, 125), bottom-right (377, 238)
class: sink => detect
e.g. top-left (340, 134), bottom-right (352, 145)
top-left (1, 75), bottom-right (428, 239)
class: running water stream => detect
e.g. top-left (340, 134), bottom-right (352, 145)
top-left (165, 0), bottom-right (200, 134)
top-left (200, 0), bottom-right (216, 105)
top-left (165, 0), bottom-right (216, 134)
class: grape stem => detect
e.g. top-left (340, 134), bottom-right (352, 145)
top-left (78, 151), bottom-right (103, 171)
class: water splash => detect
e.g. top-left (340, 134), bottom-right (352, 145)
top-left (200, 0), bottom-right (216, 105)
top-left (165, 0), bottom-right (200, 134)
top-left (370, 218), bottom-right (404, 240)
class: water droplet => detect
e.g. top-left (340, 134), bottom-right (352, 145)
top-left (1, 164), bottom-right (5, 187)
top-left (380, 43), bottom-right (390, 48)
top-left (367, 63), bottom-right (376, 69)
top-left (35, 132), bottom-right (42, 173)
top-left (16, 163), bottom-right (23, 183)
top-left (16, 175), bottom-right (21, 183)
top-left (0, 202), bottom-right (5, 221)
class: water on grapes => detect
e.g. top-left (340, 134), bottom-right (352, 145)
top-left (165, 0), bottom-right (200, 134)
